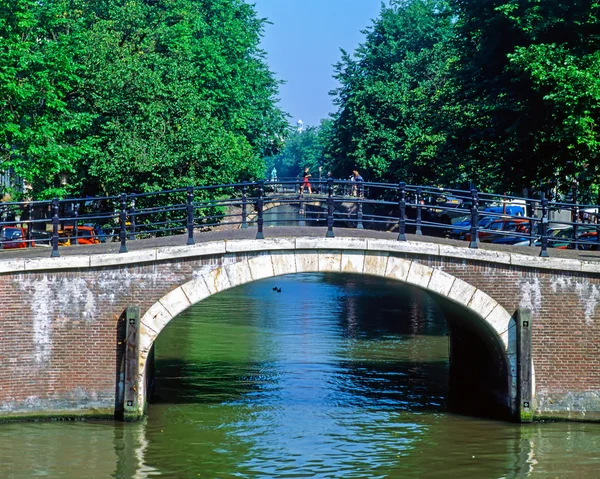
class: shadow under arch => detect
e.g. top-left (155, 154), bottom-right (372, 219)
top-left (136, 250), bottom-right (518, 420)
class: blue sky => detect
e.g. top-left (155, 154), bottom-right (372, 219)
top-left (250, 0), bottom-right (384, 127)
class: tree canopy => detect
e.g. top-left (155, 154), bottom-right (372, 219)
top-left (0, 0), bottom-right (287, 199)
top-left (327, 0), bottom-right (600, 198)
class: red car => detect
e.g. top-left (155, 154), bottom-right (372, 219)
top-left (0, 227), bottom-right (34, 249)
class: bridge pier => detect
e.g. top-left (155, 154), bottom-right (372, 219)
top-left (517, 309), bottom-right (534, 422)
top-left (123, 306), bottom-right (142, 421)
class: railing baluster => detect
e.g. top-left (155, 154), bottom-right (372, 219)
top-left (26, 203), bottom-right (32, 248)
top-left (256, 180), bottom-right (265, 239)
top-left (119, 193), bottom-right (128, 253)
top-left (73, 201), bottom-right (79, 245)
top-left (357, 197), bottom-right (364, 230)
top-left (415, 187), bottom-right (423, 236)
top-left (129, 197), bottom-right (136, 241)
top-left (186, 187), bottom-right (195, 245)
top-left (540, 194), bottom-right (549, 257)
top-left (397, 181), bottom-right (407, 241)
top-left (51, 198), bottom-right (60, 258)
top-left (469, 188), bottom-right (479, 249)
top-left (241, 183), bottom-right (248, 229)
top-left (326, 177), bottom-right (335, 237)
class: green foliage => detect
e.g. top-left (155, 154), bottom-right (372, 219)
top-left (328, 0), bottom-right (600, 197)
top-left (327, 0), bottom-right (457, 185)
top-left (265, 121), bottom-right (333, 179)
top-left (0, 0), bottom-right (286, 199)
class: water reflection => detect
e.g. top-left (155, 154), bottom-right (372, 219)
top-left (1, 274), bottom-right (600, 478)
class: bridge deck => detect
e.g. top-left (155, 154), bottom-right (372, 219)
top-left (1, 226), bottom-right (600, 263)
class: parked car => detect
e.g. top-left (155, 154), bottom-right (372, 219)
top-left (58, 226), bottom-right (100, 246)
top-left (465, 218), bottom-right (530, 243)
top-left (0, 227), bottom-right (34, 249)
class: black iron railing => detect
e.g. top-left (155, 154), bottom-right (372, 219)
top-left (1, 179), bottom-right (599, 258)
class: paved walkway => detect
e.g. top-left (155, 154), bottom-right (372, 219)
top-left (1, 226), bottom-right (600, 263)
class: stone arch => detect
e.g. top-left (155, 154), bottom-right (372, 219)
top-left (136, 249), bottom-right (517, 417)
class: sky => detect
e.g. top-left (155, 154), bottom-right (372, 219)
top-left (250, 0), bottom-right (384, 127)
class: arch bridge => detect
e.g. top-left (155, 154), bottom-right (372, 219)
top-left (1, 180), bottom-right (600, 423)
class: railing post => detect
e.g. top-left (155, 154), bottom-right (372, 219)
top-left (241, 183), bottom-right (248, 229)
top-left (397, 181), bottom-right (407, 241)
top-left (51, 198), bottom-right (60, 258)
top-left (186, 187), bottom-right (195, 245)
top-left (415, 187), bottom-right (423, 236)
top-left (469, 188), bottom-right (479, 249)
top-left (356, 198), bottom-right (364, 230)
top-left (539, 194), bottom-right (549, 257)
top-left (256, 180), bottom-right (265, 239)
top-left (73, 201), bottom-right (79, 244)
top-left (128, 197), bottom-right (136, 241)
top-left (25, 203), bottom-right (32, 248)
top-left (326, 177), bottom-right (335, 237)
top-left (119, 193), bottom-right (128, 253)
top-left (572, 184), bottom-right (579, 245)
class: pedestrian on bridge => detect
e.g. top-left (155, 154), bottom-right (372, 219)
top-left (300, 167), bottom-right (312, 195)
top-left (351, 170), bottom-right (364, 197)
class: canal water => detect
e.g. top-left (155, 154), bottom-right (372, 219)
top-left (1, 273), bottom-right (600, 478)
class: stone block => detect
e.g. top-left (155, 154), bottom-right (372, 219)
top-left (510, 253), bottom-right (582, 272)
top-left (0, 259), bottom-right (25, 274)
top-left (140, 302), bottom-right (171, 342)
top-left (224, 261), bottom-right (253, 287)
top-left (406, 261), bottom-right (434, 288)
top-left (296, 237), bottom-right (367, 251)
top-left (248, 253), bottom-right (274, 281)
top-left (26, 255), bottom-right (90, 272)
top-left (341, 251), bottom-right (365, 273)
top-left (319, 251), bottom-right (342, 272)
top-left (226, 238), bottom-right (295, 253)
top-left (181, 277), bottom-right (212, 305)
top-left (296, 251), bottom-right (319, 272)
top-left (427, 269), bottom-right (456, 297)
top-left (439, 244), bottom-right (511, 264)
top-left (159, 286), bottom-right (191, 318)
top-left (156, 242), bottom-right (226, 261)
top-left (90, 250), bottom-right (155, 268)
top-left (203, 266), bottom-right (232, 294)
top-left (385, 256), bottom-right (411, 282)
top-left (581, 261), bottom-right (600, 273)
top-left (447, 278), bottom-right (477, 306)
top-left (367, 239), bottom-right (439, 256)
top-left (363, 252), bottom-right (389, 277)
top-left (271, 251), bottom-right (297, 277)
top-left (486, 305), bottom-right (512, 335)
top-left (468, 289), bottom-right (499, 319)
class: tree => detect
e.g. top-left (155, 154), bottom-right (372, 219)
top-left (266, 121), bottom-right (332, 179)
top-left (450, 0), bottom-right (600, 195)
top-left (0, 0), bottom-right (287, 199)
top-left (326, 0), bottom-right (457, 185)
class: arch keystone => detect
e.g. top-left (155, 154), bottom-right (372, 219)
top-left (319, 251), bottom-right (342, 272)
top-left (363, 252), bottom-right (389, 277)
top-left (341, 251), bottom-right (365, 273)
top-left (296, 251), bottom-right (319, 272)
top-left (271, 251), bottom-right (297, 276)
top-left (248, 254), bottom-right (274, 281)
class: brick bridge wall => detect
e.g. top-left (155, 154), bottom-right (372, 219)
top-left (0, 237), bottom-right (599, 421)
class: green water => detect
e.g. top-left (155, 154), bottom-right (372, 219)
top-left (1, 273), bottom-right (599, 478)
